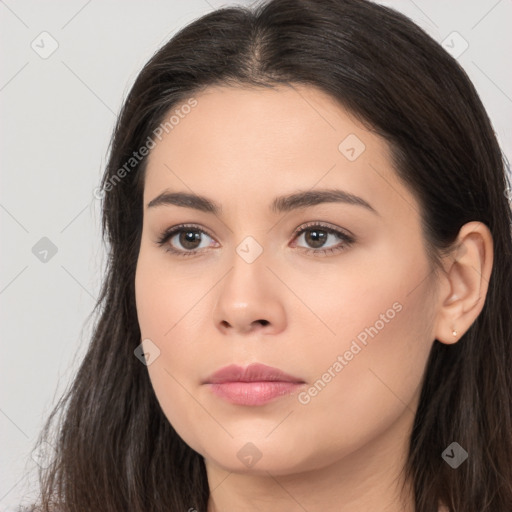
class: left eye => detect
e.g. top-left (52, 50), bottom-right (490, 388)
top-left (292, 223), bottom-right (354, 254)
top-left (157, 225), bottom-right (215, 255)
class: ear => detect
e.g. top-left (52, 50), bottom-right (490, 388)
top-left (434, 221), bottom-right (494, 344)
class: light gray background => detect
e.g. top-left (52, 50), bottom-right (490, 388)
top-left (1, 0), bottom-right (511, 509)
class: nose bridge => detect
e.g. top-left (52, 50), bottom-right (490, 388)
top-left (224, 233), bottom-right (268, 297)
top-left (235, 233), bottom-right (266, 266)
top-left (212, 230), bottom-right (286, 334)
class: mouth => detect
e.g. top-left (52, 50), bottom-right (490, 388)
top-left (203, 363), bottom-right (306, 406)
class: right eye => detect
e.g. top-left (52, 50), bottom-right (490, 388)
top-left (156, 224), bottom-right (219, 257)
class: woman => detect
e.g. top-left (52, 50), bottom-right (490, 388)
top-left (31, 0), bottom-right (512, 510)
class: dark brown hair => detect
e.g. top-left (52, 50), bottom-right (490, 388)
top-left (31, 0), bottom-right (512, 510)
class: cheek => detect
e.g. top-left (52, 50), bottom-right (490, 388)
top-left (134, 248), bottom-right (218, 445)
top-left (135, 260), bottom-right (211, 389)
top-left (288, 250), bottom-right (436, 444)
top-left (135, 245), bottom-right (211, 340)
top-left (294, 267), bottom-right (436, 457)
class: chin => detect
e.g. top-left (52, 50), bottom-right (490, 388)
top-left (198, 437), bottom-right (324, 477)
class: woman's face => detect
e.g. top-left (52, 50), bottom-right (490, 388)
top-left (135, 84), bottom-right (440, 476)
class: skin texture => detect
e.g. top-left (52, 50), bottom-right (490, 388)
top-left (134, 84), bottom-right (493, 512)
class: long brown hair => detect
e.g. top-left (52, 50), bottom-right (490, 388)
top-left (32, 0), bottom-right (512, 510)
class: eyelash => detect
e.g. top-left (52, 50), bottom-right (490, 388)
top-left (155, 222), bottom-right (355, 258)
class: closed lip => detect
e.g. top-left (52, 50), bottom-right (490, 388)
top-left (203, 363), bottom-right (305, 384)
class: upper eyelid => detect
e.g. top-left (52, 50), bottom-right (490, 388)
top-left (165, 221), bottom-right (350, 238)
top-left (292, 221), bottom-right (353, 237)
top-left (160, 223), bottom-right (212, 236)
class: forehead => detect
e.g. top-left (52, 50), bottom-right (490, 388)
top-left (147, 83), bottom-right (379, 167)
top-left (143, 84), bottom-right (419, 223)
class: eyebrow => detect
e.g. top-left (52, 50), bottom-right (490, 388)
top-left (147, 188), bottom-right (378, 216)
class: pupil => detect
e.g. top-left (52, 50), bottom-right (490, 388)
top-left (306, 229), bottom-right (327, 248)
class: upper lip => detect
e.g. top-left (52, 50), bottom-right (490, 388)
top-left (204, 363), bottom-right (305, 384)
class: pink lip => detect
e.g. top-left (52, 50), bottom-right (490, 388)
top-left (203, 363), bottom-right (305, 406)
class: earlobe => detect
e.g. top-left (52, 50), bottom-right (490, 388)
top-left (434, 221), bottom-right (494, 345)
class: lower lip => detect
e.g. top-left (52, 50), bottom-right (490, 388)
top-left (206, 381), bottom-right (304, 406)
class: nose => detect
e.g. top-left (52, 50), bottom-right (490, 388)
top-left (219, 315), bottom-right (271, 334)
top-left (212, 253), bottom-right (287, 337)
